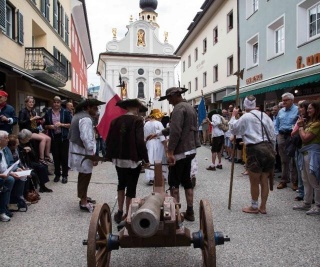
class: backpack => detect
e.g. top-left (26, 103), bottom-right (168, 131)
top-left (218, 115), bottom-right (229, 132)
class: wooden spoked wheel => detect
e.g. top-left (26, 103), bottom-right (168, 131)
top-left (87, 203), bottom-right (112, 267)
top-left (200, 199), bottom-right (216, 267)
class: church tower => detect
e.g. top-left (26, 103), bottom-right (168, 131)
top-left (139, 0), bottom-right (159, 30)
top-left (98, 0), bottom-right (180, 114)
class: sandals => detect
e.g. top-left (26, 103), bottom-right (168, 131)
top-left (80, 202), bottom-right (94, 213)
top-left (87, 197), bottom-right (96, 204)
top-left (39, 158), bottom-right (48, 165)
top-left (45, 157), bottom-right (54, 164)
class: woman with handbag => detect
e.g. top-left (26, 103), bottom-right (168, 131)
top-left (290, 100), bottom-right (309, 201)
top-left (293, 100), bottom-right (320, 215)
top-left (18, 96), bottom-right (52, 165)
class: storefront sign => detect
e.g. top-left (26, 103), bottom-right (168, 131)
top-left (246, 73), bottom-right (263, 85)
top-left (296, 53), bottom-right (320, 69)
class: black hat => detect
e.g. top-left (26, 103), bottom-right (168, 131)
top-left (75, 99), bottom-right (105, 113)
top-left (116, 98), bottom-right (148, 112)
top-left (159, 87), bottom-right (188, 101)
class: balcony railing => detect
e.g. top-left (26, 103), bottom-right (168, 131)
top-left (24, 47), bottom-right (68, 87)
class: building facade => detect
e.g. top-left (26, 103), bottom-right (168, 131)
top-left (97, 0), bottom-right (180, 114)
top-left (0, 0), bottom-right (92, 133)
top-left (175, 0), bottom-right (238, 111)
top-left (223, 0), bottom-right (320, 108)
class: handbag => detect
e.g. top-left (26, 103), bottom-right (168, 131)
top-left (285, 134), bottom-right (302, 158)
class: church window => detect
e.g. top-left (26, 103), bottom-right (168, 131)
top-left (138, 68), bottom-right (144, 75)
top-left (155, 82), bottom-right (161, 98)
top-left (138, 82), bottom-right (145, 98)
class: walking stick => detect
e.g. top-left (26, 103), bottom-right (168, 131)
top-left (228, 0), bottom-right (244, 210)
top-left (227, 69), bottom-right (243, 210)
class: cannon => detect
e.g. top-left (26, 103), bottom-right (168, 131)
top-left (83, 161), bottom-right (230, 267)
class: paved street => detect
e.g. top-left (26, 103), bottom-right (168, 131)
top-left (1, 145), bottom-right (319, 267)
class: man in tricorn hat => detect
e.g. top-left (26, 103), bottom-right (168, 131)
top-left (105, 98), bottom-right (150, 224)
top-left (68, 98), bottom-right (105, 212)
top-left (149, 87), bottom-right (201, 221)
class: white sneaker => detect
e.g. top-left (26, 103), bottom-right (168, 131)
top-left (0, 213), bottom-right (10, 222)
top-left (306, 206), bottom-right (320, 215)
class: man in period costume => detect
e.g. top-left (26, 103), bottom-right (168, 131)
top-left (105, 98), bottom-right (150, 224)
top-left (229, 95), bottom-right (276, 214)
top-left (153, 87), bottom-right (201, 221)
top-left (68, 99), bottom-right (105, 212)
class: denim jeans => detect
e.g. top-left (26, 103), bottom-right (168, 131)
top-left (295, 151), bottom-right (304, 198)
top-left (95, 137), bottom-right (106, 157)
top-left (0, 176), bottom-right (15, 213)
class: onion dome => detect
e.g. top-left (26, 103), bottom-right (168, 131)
top-left (140, 0), bottom-right (158, 12)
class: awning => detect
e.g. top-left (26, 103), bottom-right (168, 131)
top-left (223, 64), bottom-right (320, 102)
top-left (58, 88), bottom-right (84, 103)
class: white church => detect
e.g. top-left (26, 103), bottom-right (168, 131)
top-left (97, 0), bottom-right (180, 114)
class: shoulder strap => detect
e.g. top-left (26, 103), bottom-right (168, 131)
top-left (249, 111), bottom-right (271, 143)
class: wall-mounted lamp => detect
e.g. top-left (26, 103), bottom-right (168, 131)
top-left (147, 97), bottom-right (153, 108)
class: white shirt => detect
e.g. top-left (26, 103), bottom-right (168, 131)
top-left (0, 149), bottom-right (8, 174)
top-left (228, 110), bottom-right (276, 147)
top-left (68, 117), bottom-right (96, 173)
top-left (210, 114), bottom-right (224, 137)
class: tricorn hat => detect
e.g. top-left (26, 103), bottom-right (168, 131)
top-left (116, 98), bottom-right (148, 112)
top-left (159, 87), bottom-right (188, 101)
top-left (75, 98), bottom-right (106, 113)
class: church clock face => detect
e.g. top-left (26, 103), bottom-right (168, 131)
top-left (138, 68), bottom-right (144, 75)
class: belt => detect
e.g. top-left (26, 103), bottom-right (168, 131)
top-left (246, 141), bottom-right (269, 147)
top-left (279, 130), bottom-right (292, 135)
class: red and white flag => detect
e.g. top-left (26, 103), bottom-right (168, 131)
top-left (96, 78), bottom-right (126, 140)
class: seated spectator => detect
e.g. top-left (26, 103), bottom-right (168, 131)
top-left (18, 96), bottom-right (52, 165)
top-left (17, 129), bottom-right (52, 193)
top-left (7, 134), bottom-right (28, 212)
top-left (0, 131), bottom-right (17, 221)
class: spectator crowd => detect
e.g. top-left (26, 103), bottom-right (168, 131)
top-left (1, 87), bottom-right (319, 224)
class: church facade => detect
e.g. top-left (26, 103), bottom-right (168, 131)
top-left (97, 0), bottom-right (180, 113)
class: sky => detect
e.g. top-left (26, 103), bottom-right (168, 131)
top-left (85, 0), bottom-right (204, 87)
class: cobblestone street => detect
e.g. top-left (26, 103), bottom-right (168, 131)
top-left (1, 145), bottom-right (319, 267)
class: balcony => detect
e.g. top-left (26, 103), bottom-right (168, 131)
top-left (24, 48), bottom-right (68, 87)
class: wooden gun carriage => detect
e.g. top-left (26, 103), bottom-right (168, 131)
top-left (83, 161), bottom-right (230, 266)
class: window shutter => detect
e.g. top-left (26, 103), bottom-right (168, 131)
top-left (53, 0), bottom-right (57, 30)
top-left (65, 14), bottom-right (69, 45)
top-left (41, 0), bottom-right (45, 15)
top-left (60, 6), bottom-right (64, 39)
top-left (53, 46), bottom-right (58, 59)
top-left (18, 11), bottom-right (24, 45)
top-left (45, 0), bottom-right (50, 20)
top-left (0, 0), bottom-right (6, 31)
top-left (68, 61), bottom-right (72, 80)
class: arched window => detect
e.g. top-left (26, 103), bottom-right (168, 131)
top-left (155, 82), bottom-right (161, 98)
top-left (137, 82), bottom-right (145, 98)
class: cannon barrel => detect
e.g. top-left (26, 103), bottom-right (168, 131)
top-left (131, 193), bottom-right (165, 238)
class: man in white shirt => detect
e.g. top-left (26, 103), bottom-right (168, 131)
top-left (206, 110), bottom-right (225, 170)
top-left (229, 95), bottom-right (276, 214)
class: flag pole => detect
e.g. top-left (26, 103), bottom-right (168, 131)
top-left (228, 0), bottom-right (244, 210)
